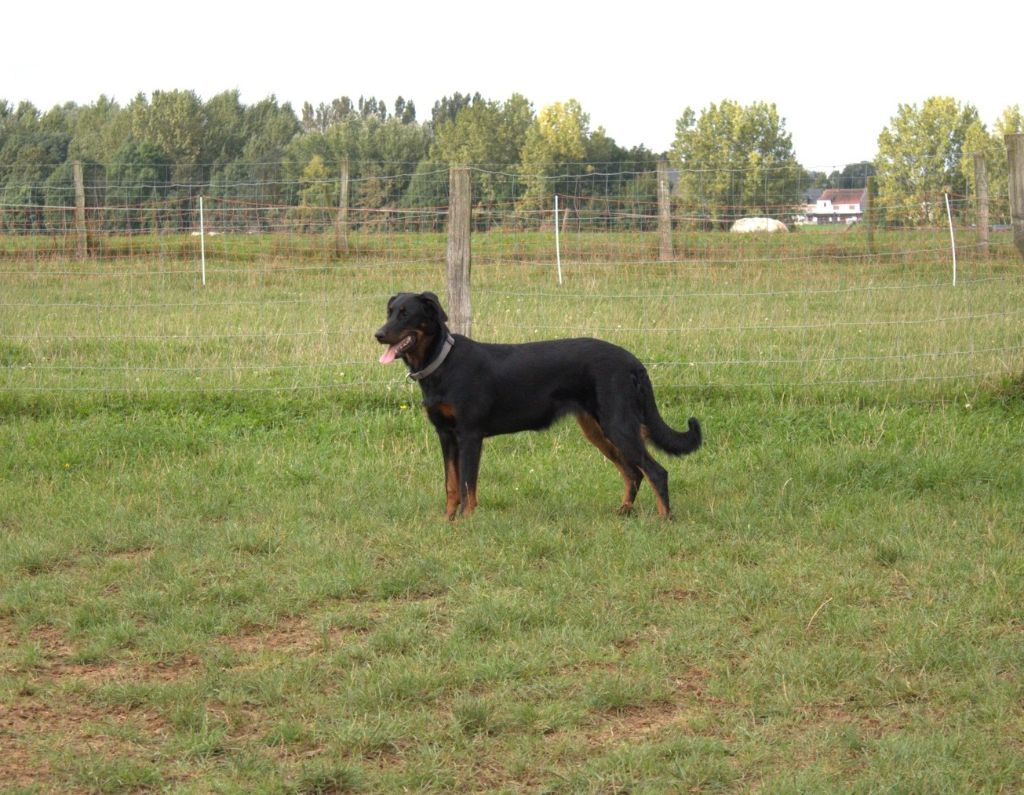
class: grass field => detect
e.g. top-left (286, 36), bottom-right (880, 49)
top-left (2, 227), bottom-right (1023, 792)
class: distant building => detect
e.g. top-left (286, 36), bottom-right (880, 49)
top-left (807, 188), bottom-right (867, 224)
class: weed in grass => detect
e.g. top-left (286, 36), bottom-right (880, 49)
top-left (873, 535), bottom-right (907, 568)
top-left (289, 761), bottom-right (364, 794)
top-left (264, 720), bottom-right (316, 749)
top-left (452, 695), bottom-right (503, 737)
top-left (57, 752), bottom-right (166, 794)
top-left (583, 671), bottom-right (675, 716)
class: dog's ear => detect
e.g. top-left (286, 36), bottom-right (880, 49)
top-left (420, 292), bottom-right (448, 323)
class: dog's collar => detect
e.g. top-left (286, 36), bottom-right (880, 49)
top-left (408, 333), bottom-right (455, 381)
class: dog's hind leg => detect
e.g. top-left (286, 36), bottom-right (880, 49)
top-left (576, 414), bottom-right (644, 515)
top-left (637, 455), bottom-right (671, 518)
top-left (598, 411), bottom-right (673, 519)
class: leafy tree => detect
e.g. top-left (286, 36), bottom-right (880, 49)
top-left (286, 105), bottom-right (430, 220)
top-left (828, 162), bottom-right (875, 189)
top-left (802, 169), bottom-right (828, 190)
top-left (128, 90), bottom-right (206, 187)
top-left (243, 97), bottom-right (302, 159)
top-left (430, 93), bottom-right (484, 129)
top-left (996, 105), bottom-right (1024, 137)
top-left (302, 97), bottom-right (357, 132)
top-left (434, 98), bottom-right (498, 165)
top-left (434, 92), bottom-right (533, 168)
top-left (874, 97), bottom-right (980, 225)
top-left (424, 93), bottom-right (533, 207)
top-left (107, 140), bottom-right (172, 230)
top-left (582, 137), bottom-right (660, 229)
top-left (401, 161), bottom-right (451, 221)
top-left (69, 95), bottom-right (128, 166)
top-left (960, 105), bottom-right (1023, 226)
top-left (298, 154), bottom-right (332, 206)
top-left (293, 153), bottom-right (334, 232)
top-left (518, 99), bottom-right (590, 209)
top-left (357, 97), bottom-right (388, 121)
top-left (670, 100), bottom-right (801, 226)
top-left (394, 97), bottom-right (416, 125)
top-left (210, 96), bottom-right (302, 215)
top-left (203, 90), bottom-right (249, 174)
top-left (0, 102), bottom-right (72, 231)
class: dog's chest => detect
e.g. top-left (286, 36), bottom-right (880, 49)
top-left (425, 400), bottom-right (457, 425)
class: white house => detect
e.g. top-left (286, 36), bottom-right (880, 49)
top-left (809, 188), bottom-right (867, 224)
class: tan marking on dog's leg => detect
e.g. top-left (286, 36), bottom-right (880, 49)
top-left (576, 414), bottom-right (642, 515)
top-left (462, 483), bottom-right (478, 517)
top-left (445, 459), bottom-right (461, 520)
top-left (640, 466), bottom-right (673, 519)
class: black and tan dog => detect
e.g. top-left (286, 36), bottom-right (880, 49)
top-left (375, 292), bottom-right (701, 519)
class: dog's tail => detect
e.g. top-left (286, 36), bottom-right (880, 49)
top-left (637, 368), bottom-right (702, 456)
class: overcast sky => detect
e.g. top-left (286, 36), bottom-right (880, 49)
top-left (2, 0), bottom-right (1017, 171)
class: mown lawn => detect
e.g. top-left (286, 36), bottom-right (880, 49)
top-left (2, 228), bottom-right (1023, 791)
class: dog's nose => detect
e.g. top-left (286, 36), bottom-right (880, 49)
top-left (374, 327), bottom-right (387, 342)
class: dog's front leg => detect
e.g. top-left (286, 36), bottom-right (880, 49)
top-left (437, 429), bottom-right (461, 520)
top-left (456, 432), bottom-right (483, 517)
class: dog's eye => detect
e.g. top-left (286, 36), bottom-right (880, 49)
top-left (398, 308), bottom-right (408, 319)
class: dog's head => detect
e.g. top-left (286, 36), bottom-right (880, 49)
top-left (374, 292), bottom-right (449, 365)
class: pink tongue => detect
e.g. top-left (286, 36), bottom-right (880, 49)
top-left (379, 344), bottom-right (400, 364)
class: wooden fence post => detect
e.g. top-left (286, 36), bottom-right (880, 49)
top-left (335, 157), bottom-right (350, 257)
top-left (446, 166), bottom-right (472, 336)
top-left (657, 159), bottom-right (673, 261)
top-left (1007, 134), bottom-right (1024, 260)
top-left (973, 153), bottom-right (989, 258)
top-left (73, 160), bottom-right (88, 258)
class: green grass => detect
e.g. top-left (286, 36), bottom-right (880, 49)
top-left (1, 227), bottom-right (1023, 791)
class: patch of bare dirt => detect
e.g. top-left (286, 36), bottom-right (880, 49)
top-left (2, 617), bottom-right (201, 684)
top-left (0, 619), bottom-right (197, 788)
top-left (218, 614), bottom-right (371, 657)
top-left (1, 681), bottom-right (170, 790)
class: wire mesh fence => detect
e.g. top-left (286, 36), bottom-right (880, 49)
top-left (1, 164), bottom-right (1021, 403)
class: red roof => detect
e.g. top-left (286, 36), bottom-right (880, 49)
top-left (820, 189), bottom-right (866, 204)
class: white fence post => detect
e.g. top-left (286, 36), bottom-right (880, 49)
top-left (944, 192), bottom-right (956, 287)
top-left (199, 195), bottom-right (207, 287)
top-left (554, 194), bottom-right (563, 286)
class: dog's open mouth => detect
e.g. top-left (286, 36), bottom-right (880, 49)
top-left (379, 333), bottom-right (417, 364)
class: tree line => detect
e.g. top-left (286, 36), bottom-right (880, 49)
top-left (0, 89), bottom-right (1020, 232)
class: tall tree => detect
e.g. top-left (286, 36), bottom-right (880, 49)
top-left (874, 96), bottom-right (980, 225)
top-left (432, 95), bottom-right (532, 165)
top-left (518, 99), bottom-right (590, 209)
top-left (394, 97), bottom-right (416, 125)
top-left (210, 96), bottom-right (301, 210)
top-left (203, 90), bottom-right (249, 173)
top-left (357, 97), bottom-right (388, 121)
top-left (287, 106), bottom-right (429, 213)
top-left (128, 90), bottom-right (206, 187)
top-left (302, 97), bottom-right (357, 133)
top-left (670, 100), bottom-right (801, 225)
top-left (0, 102), bottom-right (72, 231)
top-left (107, 140), bottom-right (172, 229)
top-left (960, 105), bottom-right (1023, 226)
top-left (430, 93), bottom-right (484, 130)
top-left (412, 93), bottom-right (533, 208)
top-left (68, 95), bottom-right (128, 166)
top-left (296, 153), bottom-right (333, 231)
top-left (828, 162), bottom-right (876, 189)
